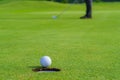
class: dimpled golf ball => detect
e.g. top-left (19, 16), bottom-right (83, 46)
top-left (52, 16), bottom-right (57, 19)
top-left (40, 56), bottom-right (52, 67)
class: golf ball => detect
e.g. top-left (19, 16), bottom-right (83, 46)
top-left (40, 56), bottom-right (52, 67)
top-left (52, 16), bottom-right (57, 19)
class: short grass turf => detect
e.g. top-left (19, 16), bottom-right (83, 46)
top-left (0, 1), bottom-right (120, 80)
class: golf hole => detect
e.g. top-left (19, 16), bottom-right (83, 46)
top-left (32, 67), bottom-right (61, 72)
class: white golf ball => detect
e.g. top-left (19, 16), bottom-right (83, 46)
top-left (40, 56), bottom-right (52, 67)
top-left (52, 16), bottom-right (57, 19)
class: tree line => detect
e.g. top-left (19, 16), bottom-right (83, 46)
top-left (0, 0), bottom-right (119, 3)
top-left (43, 0), bottom-right (120, 3)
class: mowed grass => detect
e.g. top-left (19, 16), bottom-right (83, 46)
top-left (0, 1), bottom-right (120, 80)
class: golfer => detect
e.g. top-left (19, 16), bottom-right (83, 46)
top-left (80, 0), bottom-right (92, 19)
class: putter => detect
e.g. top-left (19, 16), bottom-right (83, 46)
top-left (52, 0), bottom-right (79, 19)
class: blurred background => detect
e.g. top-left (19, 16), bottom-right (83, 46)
top-left (0, 0), bottom-right (120, 3)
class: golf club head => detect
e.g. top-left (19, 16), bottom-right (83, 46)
top-left (52, 16), bottom-right (57, 19)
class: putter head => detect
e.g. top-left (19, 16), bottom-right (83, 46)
top-left (52, 16), bottom-right (57, 19)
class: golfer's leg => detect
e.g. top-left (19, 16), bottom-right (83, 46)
top-left (80, 0), bottom-right (92, 19)
top-left (85, 0), bottom-right (92, 17)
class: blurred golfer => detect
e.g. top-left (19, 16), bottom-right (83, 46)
top-left (80, 0), bottom-right (92, 19)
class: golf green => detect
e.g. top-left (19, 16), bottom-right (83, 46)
top-left (0, 1), bottom-right (120, 80)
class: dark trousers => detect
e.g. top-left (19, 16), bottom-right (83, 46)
top-left (85, 0), bottom-right (92, 17)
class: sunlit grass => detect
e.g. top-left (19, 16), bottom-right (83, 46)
top-left (0, 1), bottom-right (120, 80)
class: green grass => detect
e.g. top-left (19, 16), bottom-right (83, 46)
top-left (0, 1), bottom-right (120, 80)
